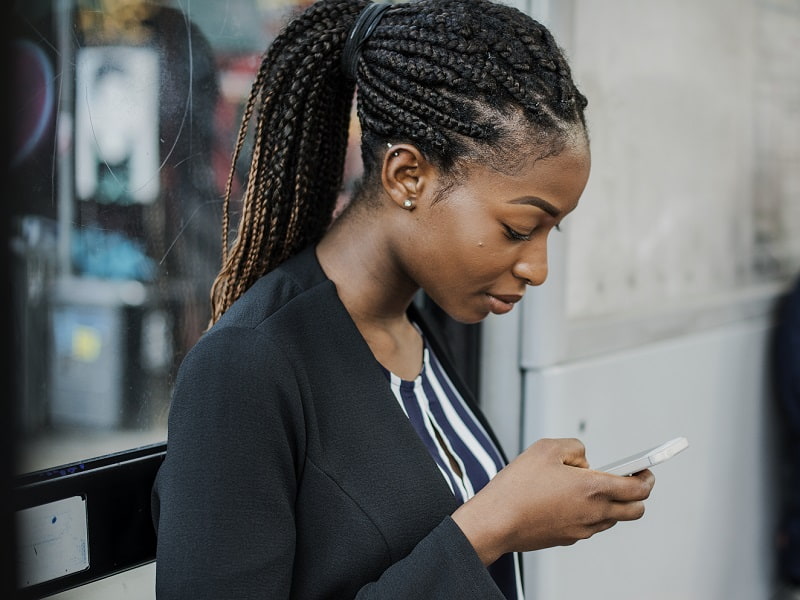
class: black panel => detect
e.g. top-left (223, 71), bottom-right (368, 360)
top-left (13, 444), bottom-right (166, 599)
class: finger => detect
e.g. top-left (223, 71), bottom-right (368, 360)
top-left (598, 469), bottom-right (655, 502)
top-left (528, 438), bottom-right (589, 468)
top-left (608, 499), bottom-right (647, 522)
top-left (594, 518), bottom-right (619, 534)
top-left (632, 468), bottom-right (656, 488)
top-left (558, 438), bottom-right (589, 468)
top-left (575, 518), bottom-right (618, 544)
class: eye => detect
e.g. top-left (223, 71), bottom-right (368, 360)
top-left (503, 224), bottom-right (532, 242)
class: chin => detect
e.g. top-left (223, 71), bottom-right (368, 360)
top-left (463, 313), bottom-right (490, 325)
top-left (442, 308), bottom-right (488, 325)
top-left (420, 293), bottom-right (489, 324)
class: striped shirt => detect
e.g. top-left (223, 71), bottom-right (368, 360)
top-left (383, 337), bottom-right (524, 600)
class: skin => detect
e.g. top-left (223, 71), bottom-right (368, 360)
top-left (316, 133), bottom-right (655, 564)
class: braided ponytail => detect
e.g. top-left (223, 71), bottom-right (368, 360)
top-left (209, 0), bottom-right (587, 325)
top-left (209, 0), bottom-right (369, 325)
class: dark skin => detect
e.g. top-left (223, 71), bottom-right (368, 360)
top-left (316, 134), bottom-right (655, 566)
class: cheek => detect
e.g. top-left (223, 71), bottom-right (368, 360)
top-left (414, 236), bottom-right (484, 292)
top-left (442, 240), bottom-right (516, 289)
top-left (419, 203), bottom-right (507, 283)
top-left (467, 241), bottom-right (504, 270)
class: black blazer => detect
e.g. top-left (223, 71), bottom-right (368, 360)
top-left (152, 246), bottom-right (512, 599)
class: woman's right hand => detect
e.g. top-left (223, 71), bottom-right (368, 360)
top-left (451, 437), bottom-right (655, 565)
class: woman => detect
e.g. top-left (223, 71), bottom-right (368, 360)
top-left (151, 1), bottom-right (655, 598)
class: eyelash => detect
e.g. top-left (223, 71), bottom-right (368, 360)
top-left (503, 223), bottom-right (561, 241)
top-left (503, 225), bottom-right (531, 242)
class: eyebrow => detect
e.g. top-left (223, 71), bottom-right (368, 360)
top-left (509, 196), bottom-right (560, 218)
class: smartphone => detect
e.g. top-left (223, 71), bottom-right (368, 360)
top-left (597, 436), bottom-right (689, 476)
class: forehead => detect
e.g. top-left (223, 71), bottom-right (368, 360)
top-left (518, 131), bottom-right (591, 176)
top-left (462, 139), bottom-right (591, 207)
top-left (526, 140), bottom-right (591, 189)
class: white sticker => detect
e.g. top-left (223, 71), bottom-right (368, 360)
top-left (16, 496), bottom-right (90, 588)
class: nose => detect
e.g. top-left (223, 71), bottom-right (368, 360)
top-left (512, 243), bottom-right (548, 286)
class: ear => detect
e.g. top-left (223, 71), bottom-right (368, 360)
top-left (380, 144), bottom-right (435, 211)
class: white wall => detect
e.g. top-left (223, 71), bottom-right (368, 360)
top-left (520, 315), bottom-right (780, 600)
top-left (564, 0), bottom-right (799, 320)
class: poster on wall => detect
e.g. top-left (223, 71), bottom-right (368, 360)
top-left (74, 46), bottom-right (160, 206)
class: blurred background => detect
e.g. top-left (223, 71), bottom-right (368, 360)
top-left (7, 0), bottom-right (799, 598)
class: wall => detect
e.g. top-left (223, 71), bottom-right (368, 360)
top-left (565, 0), bottom-right (799, 319)
top-left (520, 315), bottom-right (780, 599)
top-left (478, 0), bottom-right (800, 598)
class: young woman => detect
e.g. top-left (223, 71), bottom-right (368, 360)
top-left (151, 1), bottom-right (655, 598)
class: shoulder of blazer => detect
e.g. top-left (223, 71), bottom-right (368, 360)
top-left (212, 245), bottom-right (328, 330)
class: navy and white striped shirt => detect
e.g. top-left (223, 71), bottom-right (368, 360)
top-left (383, 336), bottom-right (524, 600)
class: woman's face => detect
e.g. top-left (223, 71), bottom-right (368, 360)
top-left (406, 140), bottom-right (590, 324)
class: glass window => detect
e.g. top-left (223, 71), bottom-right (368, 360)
top-left (11, 0), bottom-right (328, 475)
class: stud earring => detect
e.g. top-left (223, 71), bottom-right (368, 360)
top-left (392, 150), bottom-right (400, 157)
top-left (403, 199), bottom-right (414, 210)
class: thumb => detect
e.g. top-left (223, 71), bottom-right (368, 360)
top-left (559, 438), bottom-right (590, 469)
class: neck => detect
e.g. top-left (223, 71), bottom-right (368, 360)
top-left (316, 205), bottom-right (418, 325)
top-left (316, 206), bottom-right (424, 379)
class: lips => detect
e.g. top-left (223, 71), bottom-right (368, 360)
top-left (489, 294), bottom-right (523, 305)
top-left (486, 293), bottom-right (523, 315)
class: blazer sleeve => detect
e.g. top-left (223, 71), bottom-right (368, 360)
top-left (152, 325), bottom-right (304, 598)
top-left (353, 517), bottom-right (505, 599)
top-left (152, 325), bottom-right (506, 599)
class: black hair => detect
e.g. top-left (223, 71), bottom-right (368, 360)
top-left (210, 0), bottom-right (587, 325)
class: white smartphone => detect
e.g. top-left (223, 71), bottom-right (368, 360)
top-left (597, 436), bottom-right (689, 476)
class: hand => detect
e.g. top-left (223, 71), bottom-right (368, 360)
top-left (451, 438), bottom-right (655, 565)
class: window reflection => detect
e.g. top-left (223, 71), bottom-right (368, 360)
top-left (11, 0), bottom-right (322, 475)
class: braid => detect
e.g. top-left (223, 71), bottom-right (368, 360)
top-left (209, 0), bottom-right (368, 325)
top-left (355, 0), bottom-right (587, 175)
top-left (209, 0), bottom-right (586, 325)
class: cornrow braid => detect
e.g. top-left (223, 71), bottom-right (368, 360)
top-left (209, 0), bottom-right (587, 325)
top-left (354, 0), bottom-right (587, 176)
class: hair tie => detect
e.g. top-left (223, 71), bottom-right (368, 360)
top-left (341, 2), bottom-right (392, 81)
